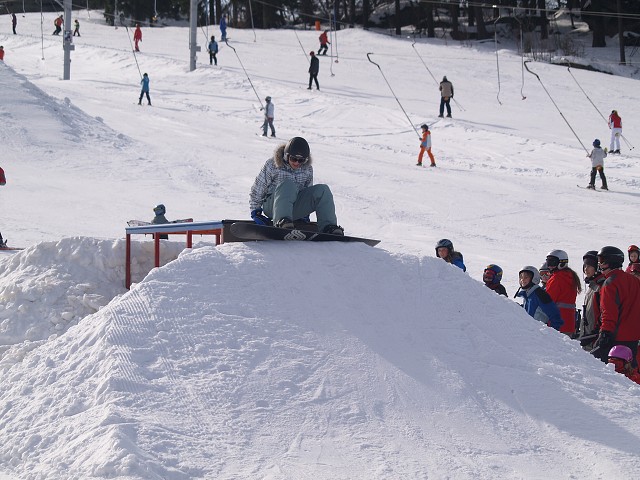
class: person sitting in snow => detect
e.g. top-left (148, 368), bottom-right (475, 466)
top-left (151, 204), bottom-right (169, 239)
top-left (249, 136), bottom-right (343, 235)
top-left (625, 245), bottom-right (640, 273)
top-left (435, 239), bottom-right (465, 271)
top-left (483, 264), bottom-right (507, 296)
top-left (515, 266), bottom-right (563, 331)
top-left (586, 139), bottom-right (608, 190)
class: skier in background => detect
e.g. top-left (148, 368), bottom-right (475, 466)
top-left (12, 13), bottom-right (17, 35)
top-left (134, 23), bottom-right (142, 52)
top-left (0, 166), bottom-right (6, 185)
top-left (586, 139), bottom-right (608, 190)
top-left (73, 19), bottom-right (80, 37)
top-left (435, 239), bottom-right (465, 271)
top-left (417, 124), bottom-right (436, 167)
top-left (438, 76), bottom-right (453, 118)
top-left (318, 30), bottom-right (330, 55)
top-left (261, 96), bottom-right (275, 137)
top-left (0, 46), bottom-right (4, 61)
top-left (138, 73), bottom-right (151, 105)
top-left (220, 14), bottom-right (227, 41)
top-left (308, 51), bottom-right (319, 90)
top-left (53, 15), bottom-right (63, 35)
top-left (608, 110), bottom-right (622, 154)
top-left (208, 36), bottom-right (218, 66)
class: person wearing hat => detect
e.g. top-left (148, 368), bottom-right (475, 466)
top-left (438, 76), bottom-right (453, 118)
top-left (208, 35), bottom-right (218, 65)
top-left (0, 46), bottom-right (4, 61)
top-left (308, 51), bottom-right (320, 90)
top-left (586, 138), bottom-right (608, 190)
top-left (138, 73), bottom-right (151, 106)
top-left (261, 96), bottom-right (275, 137)
top-left (318, 30), bottom-right (330, 55)
top-left (608, 109), bottom-right (622, 154)
top-left (151, 204), bottom-right (169, 239)
top-left (417, 124), bottom-right (436, 167)
top-left (579, 251), bottom-right (605, 351)
top-left (625, 245), bottom-right (639, 273)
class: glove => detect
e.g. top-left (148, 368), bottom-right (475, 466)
top-left (251, 209), bottom-right (270, 225)
top-left (595, 330), bottom-right (614, 350)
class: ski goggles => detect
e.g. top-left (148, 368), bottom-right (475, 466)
top-left (288, 154), bottom-right (308, 165)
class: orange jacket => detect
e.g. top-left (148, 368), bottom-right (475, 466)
top-left (545, 269), bottom-right (578, 334)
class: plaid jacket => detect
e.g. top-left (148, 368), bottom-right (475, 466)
top-left (250, 145), bottom-right (313, 210)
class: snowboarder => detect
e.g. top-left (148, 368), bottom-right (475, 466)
top-left (417, 124), bottom-right (436, 167)
top-left (591, 246), bottom-right (640, 366)
top-left (318, 30), bottom-right (330, 55)
top-left (151, 204), bottom-right (169, 240)
top-left (208, 36), bottom-right (218, 66)
top-left (608, 110), bottom-right (622, 154)
top-left (138, 73), bottom-right (151, 105)
top-left (435, 239), bottom-right (465, 271)
top-left (12, 13), bottom-right (17, 35)
top-left (220, 14), bottom-right (227, 42)
top-left (73, 19), bottom-right (80, 37)
top-left (607, 345), bottom-right (640, 385)
top-left (544, 249), bottom-right (582, 336)
top-left (133, 23), bottom-right (142, 52)
top-left (515, 266), bottom-right (563, 331)
top-left (579, 251), bottom-right (605, 351)
top-left (53, 15), bottom-right (63, 35)
top-left (626, 245), bottom-right (640, 273)
top-left (483, 264), bottom-right (507, 296)
top-left (261, 96), bottom-right (275, 137)
top-left (249, 136), bottom-right (343, 235)
top-left (586, 138), bottom-right (608, 190)
top-left (308, 51), bottom-right (319, 90)
top-left (438, 76), bottom-right (453, 118)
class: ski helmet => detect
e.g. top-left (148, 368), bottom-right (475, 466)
top-left (284, 137), bottom-right (310, 164)
top-left (628, 244), bottom-right (639, 260)
top-left (265, 96), bottom-right (271, 102)
top-left (546, 249), bottom-right (569, 270)
top-left (420, 124), bottom-right (428, 130)
top-left (597, 246), bottom-right (624, 269)
top-left (153, 204), bottom-right (166, 216)
top-left (519, 266), bottom-right (540, 285)
top-left (593, 139), bottom-right (601, 147)
top-left (435, 239), bottom-right (454, 257)
top-left (582, 250), bottom-right (599, 270)
top-left (483, 264), bottom-right (503, 285)
top-left (608, 345), bottom-right (633, 363)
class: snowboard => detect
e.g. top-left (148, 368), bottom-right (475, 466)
top-left (230, 222), bottom-right (380, 247)
top-left (127, 218), bottom-right (193, 227)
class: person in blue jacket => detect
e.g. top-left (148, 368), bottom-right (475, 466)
top-left (208, 36), bottom-right (218, 65)
top-left (138, 73), bottom-right (151, 106)
top-left (220, 14), bottom-right (227, 42)
top-left (435, 239), bottom-right (466, 271)
top-left (515, 266), bottom-right (563, 330)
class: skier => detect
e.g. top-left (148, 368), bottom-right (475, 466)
top-left (220, 14), bottom-right (227, 42)
top-left (483, 264), bottom-right (507, 296)
top-left (73, 19), bottom-right (80, 37)
top-left (133, 23), bottom-right (142, 52)
top-left (308, 51), bottom-right (320, 90)
top-left (0, 46), bottom-right (4, 61)
top-left (12, 13), bottom-right (17, 35)
top-left (208, 35), bottom-right (218, 66)
top-left (416, 124), bottom-right (436, 167)
top-left (53, 15), bottom-right (63, 35)
top-left (138, 73), bottom-right (151, 106)
top-left (438, 76), bottom-right (453, 118)
top-left (591, 246), bottom-right (640, 366)
top-left (625, 245), bottom-right (639, 273)
top-left (0, 165), bottom-right (5, 185)
top-left (0, 232), bottom-right (6, 248)
top-left (608, 110), bottom-right (622, 154)
top-left (607, 345), bottom-right (640, 385)
top-left (318, 30), bottom-right (330, 55)
top-left (151, 204), bottom-right (169, 240)
top-left (514, 266), bottom-right (563, 331)
top-left (261, 96), bottom-right (275, 137)
top-left (586, 139), bottom-right (608, 190)
top-left (249, 136), bottom-right (343, 235)
top-left (544, 249), bottom-right (582, 336)
top-left (435, 239), bottom-right (465, 271)
top-left (579, 251), bottom-right (605, 351)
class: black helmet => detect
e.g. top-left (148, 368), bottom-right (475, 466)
top-left (435, 238), bottom-right (453, 257)
top-left (597, 246), bottom-right (624, 269)
top-left (265, 96), bottom-right (271, 102)
top-left (153, 204), bottom-right (166, 216)
top-left (420, 124), bottom-right (428, 130)
top-left (582, 250), bottom-right (599, 270)
top-left (284, 137), bottom-right (310, 164)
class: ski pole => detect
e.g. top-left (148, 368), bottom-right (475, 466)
top-left (367, 53), bottom-right (420, 139)
top-left (225, 39), bottom-right (263, 109)
top-left (524, 61), bottom-right (589, 154)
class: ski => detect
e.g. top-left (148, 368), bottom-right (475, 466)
top-left (230, 222), bottom-right (380, 247)
top-left (576, 185), bottom-right (603, 192)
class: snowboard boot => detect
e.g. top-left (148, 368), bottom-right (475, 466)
top-left (323, 225), bottom-right (344, 236)
top-left (275, 217), bottom-right (294, 229)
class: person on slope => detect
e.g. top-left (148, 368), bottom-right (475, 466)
top-left (318, 30), bottom-right (330, 55)
top-left (138, 73), bottom-right (151, 106)
top-left (608, 110), bottom-right (622, 154)
top-left (220, 14), bottom-right (227, 42)
top-left (586, 139), bottom-right (608, 190)
top-left (308, 51), bottom-right (320, 90)
top-left (544, 250), bottom-right (582, 337)
top-left (579, 251), bottom-right (605, 352)
top-left (438, 76), bottom-right (453, 118)
top-left (52, 15), bottom-right (63, 35)
top-left (607, 345), bottom-right (640, 385)
top-left (417, 124), bottom-right (436, 167)
top-left (0, 166), bottom-right (5, 185)
top-left (435, 239), bottom-right (465, 271)
top-left (12, 13), bottom-right (17, 35)
top-left (261, 96), bottom-right (275, 137)
top-left (483, 264), bottom-right (507, 296)
top-left (73, 19), bottom-right (80, 37)
top-left (134, 23), bottom-right (142, 52)
top-left (151, 204), bottom-right (169, 240)
top-left (515, 266), bottom-right (563, 331)
top-left (0, 46), bottom-right (4, 61)
top-left (249, 136), bottom-right (343, 235)
top-left (625, 245), bottom-right (639, 273)
top-left (208, 35), bottom-right (218, 66)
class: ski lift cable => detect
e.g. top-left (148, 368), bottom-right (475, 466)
top-left (225, 39), bottom-right (264, 109)
top-left (494, 17), bottom-right (503, 105)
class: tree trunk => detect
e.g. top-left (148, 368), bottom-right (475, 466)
top-left (475, 7), bottom-right (488, 40)
top-left (426, 3), bottom-right (435, 38)
top-left (538, 0), bottom-right (548, 40)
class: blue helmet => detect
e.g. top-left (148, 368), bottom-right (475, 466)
top-left (435, 238), bottom-right (453, 257)
top-left (593, 139), bottom-right (601, 147)
top-left (483, 264), bottom-right (503, 285)
top-left (153, 204), bottom-right (166, 216)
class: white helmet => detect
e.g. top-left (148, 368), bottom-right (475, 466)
top-left (546, 249), bottom-right (569, 270)
top-left (519, 266), bottom-right (540, 285)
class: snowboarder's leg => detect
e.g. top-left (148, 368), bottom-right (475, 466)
top-left (292, 184), bottom-right (337, 233)
top-left (267, 179), bottom-right (298, 225)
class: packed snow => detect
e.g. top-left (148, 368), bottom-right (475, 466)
top-left (1, 10), bottom-right (640, 480)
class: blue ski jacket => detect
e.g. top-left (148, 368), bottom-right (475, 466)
top-left (515, 284), bottom-right (563, 330)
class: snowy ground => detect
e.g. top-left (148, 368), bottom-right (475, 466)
top-left (1, 10), bottom-right (640, 480)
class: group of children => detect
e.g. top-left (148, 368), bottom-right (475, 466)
top-left (434, 240), bottom-right (640, 385)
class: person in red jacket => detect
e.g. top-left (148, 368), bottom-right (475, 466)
top-left (592, 246), bottom-right (640, 366)
top-left (625, 244), bottom-right (639, 273)
top-left (0, 46), bottom-right (4, 61)
top-left (608, 109), bottom-right (622, 154)
top-left (544, 249), bottom-right (582, 336)
top-left (0, 166), bottom-right (6, 185)
top-left (133, 23), bottom-right (142, 52)
top-left (318, 30), bottom-right (330, 55)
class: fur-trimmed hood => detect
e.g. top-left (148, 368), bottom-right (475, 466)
top-left (273, 144), bottom-right (313, 168)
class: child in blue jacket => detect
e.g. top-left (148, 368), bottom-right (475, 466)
top-left (515, 266), bottom-right (563, 330)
